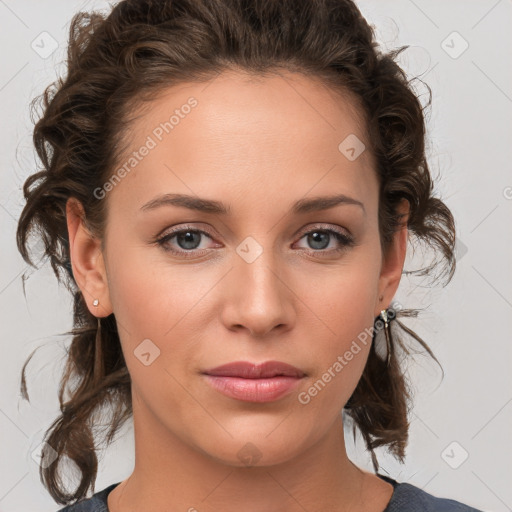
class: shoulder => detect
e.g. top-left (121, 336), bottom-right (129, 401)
top-left (380, 475), bottom-right (484, 512)
top-left (55, 483), bottom-right (120, 512)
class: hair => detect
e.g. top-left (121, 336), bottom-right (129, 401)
top-left (16, 0), bottom-right (456, 505)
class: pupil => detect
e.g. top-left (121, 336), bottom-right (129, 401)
top-left (179, 231), bottom-right (200, 249)
top-left (309, 231), bottom-right (328, 250)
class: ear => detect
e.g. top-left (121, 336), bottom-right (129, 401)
top-left (375, 198), bottom-right (410, 317)
top-left (66, 197), bottom-right (113, 318)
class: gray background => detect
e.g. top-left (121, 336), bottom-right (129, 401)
top-left (0, 0), bottom-right (510, 510)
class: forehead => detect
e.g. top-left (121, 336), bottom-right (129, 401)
top-left (125, 69), bottom-right (369, 152)
top-left (108, 70), bottom-right (377, 212)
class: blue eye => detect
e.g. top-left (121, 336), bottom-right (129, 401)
top-left (296, 228), bottom-right (355, 253)
top-left (156, 228), bottom-right (215, 255)
top-left (155, 225), bottom-right (355, 258)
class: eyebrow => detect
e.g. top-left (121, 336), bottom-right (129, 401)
top-left (140, 193), bottom-right (365, 215)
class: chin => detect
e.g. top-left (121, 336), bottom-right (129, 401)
top-left (195, 424), bottom-right (312, 469)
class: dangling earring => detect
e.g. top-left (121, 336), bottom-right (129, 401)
top-left (377, 307), bottom-right (396, 366)
top-left (374, 295), bottom-right (396, 366)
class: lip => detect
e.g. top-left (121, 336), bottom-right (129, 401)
top-left (202, 361), bottom-right (305, 403)
top-left (203, 360), bottom-right (306, 378)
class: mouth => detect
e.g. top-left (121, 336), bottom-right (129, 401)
top-left (202, 360), bottom-right (306, 402)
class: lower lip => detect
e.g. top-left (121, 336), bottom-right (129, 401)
top-left (203, 375), bottom-right (303, 402)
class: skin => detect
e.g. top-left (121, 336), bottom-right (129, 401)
top-left (66, 70), bottom-right (409, 512)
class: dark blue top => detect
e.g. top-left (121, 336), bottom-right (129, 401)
top-left (56, 474), bottom-right (484, 511)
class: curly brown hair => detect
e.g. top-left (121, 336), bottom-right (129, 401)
top-left (16, 0), bottom-right (455, 505)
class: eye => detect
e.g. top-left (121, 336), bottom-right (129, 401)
top-left (154, 224), bottom-right (355, 258)
top-left (156, 226), bottom-right (217, 257)
top-left (294, 226), bottom-right (355, 255)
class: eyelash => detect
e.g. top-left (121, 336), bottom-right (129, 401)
top-left (154, 224), bottom-right (356, 259)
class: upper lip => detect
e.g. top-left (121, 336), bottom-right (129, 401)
top-left (203, 360), bottom-right (305, 378)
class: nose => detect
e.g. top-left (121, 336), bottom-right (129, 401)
top-left (221, 246), bottom-right (295, 339)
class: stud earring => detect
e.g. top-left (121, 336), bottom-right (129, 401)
top-left (93, 299), bottom-right (99, 307)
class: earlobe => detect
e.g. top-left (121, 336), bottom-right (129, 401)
top-left (66, 198), bottom-right (113, 318)
top-left (375, 198), bottom-right (410, 316)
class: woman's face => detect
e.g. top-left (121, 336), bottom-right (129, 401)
top-left (71, 70), bottom-right (407, 467)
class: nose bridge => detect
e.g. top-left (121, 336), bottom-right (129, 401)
top-left (235, 233), bottom-right (282, 301)
top-left (228, 233), bottom-right (291, 333)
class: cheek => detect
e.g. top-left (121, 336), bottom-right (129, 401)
top-left (105, 253), bottom-right (203, 419)
top-left (105, 247), bottom-right (218, 385)
top-left (293, 254), bottom-right (380, 414)
top-left (106, 246), bottom-right (198, 338)
top-left (302, 245), bottom-right (380, 336)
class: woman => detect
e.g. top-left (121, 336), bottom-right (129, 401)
top-left (16, 0), bottom-right (484, 510)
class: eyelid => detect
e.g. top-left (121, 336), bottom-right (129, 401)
top-left (156, 223), bottom-right (351, 244)
top-left (154, 222), bottom-right (355, 258)
top-left (156, 224), bottom-right (218, 248)
top-left (155, 222), bottom-right (214, 239)
top-left (294, 223), bottom-right (352, 239)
